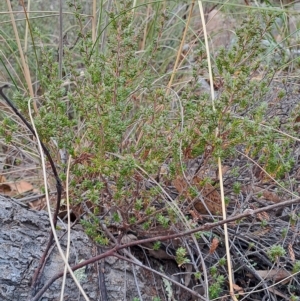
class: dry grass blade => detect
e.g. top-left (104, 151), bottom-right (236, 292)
top-left (197, 1), bottom-right (237, 300)
top-left (60, 155), bottom-right (72, 301)
top-left (166, 0), bottom-right (195, 96)
top-left (5, 0), bottom-right (37, 112)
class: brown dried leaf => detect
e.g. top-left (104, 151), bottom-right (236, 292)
top-left (189, 209), bottom-right (203, 222)
top-left (251, 227), bottom-right (271, 237)
top-left (0, 175), bottom-right (6, 183)
top-left (295, 115), bottom-right (300, 123)
top-left (262, 190), bottom-right (280, 203)
top-left (217, 165), bottom-right (230, 179)
top-left (249, 185), bottom-right (280, 203)
top-left (73, 152), bottom-right (94, 165)
top-left (209, 237), bottom-right (219, 254)
top-left (173, 176), bottom-right (223, 214)
top-left (184, 263), bottom-right (193, 287)
top-left (12, 181), bottom-right (34, 194)
top-left (232, 283), bottom-right (244, 294)
top-left (288, 243), bottom-right (295, 262)
top-left (0, 180), bottom-right (34, 196)
top-left (141, 149), bottom-right (150, 160)
top-left (173, 176), bottom-right (187, 195)
top-left (0, 183), bottom-right (13, 195)
top-left (121, 234), bottom-right (137, 244)
top-left (28, 198), bottom-right (46, 211)
top-left (268, 288), bottom-right (289, 300)
top-left (193, 178), bottom-right (222, 215)
top-left (257, 211), bottom-right (269, 221)
top-left (256, 269), bottom-right (290, 283)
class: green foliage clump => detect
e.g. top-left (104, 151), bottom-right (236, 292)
top-left (175, 247), bottom-right (190, 267)
top-left (209, 274), bottom-right (225, 299)
top-left (267, 245), bottom-right (286, 262)
top-left (292, 261), bottom-right (300, 274)
top-left (290, 294), bottom-right (299, 301)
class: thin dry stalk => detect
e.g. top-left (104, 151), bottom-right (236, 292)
top-left (197, 1), bottom-right (237, 300)
top-left (58, 0), bottom-right (63, 79)
top-left (166, 0), bottom-right (195, 97)
top-left (92, 0), bottom-right (96, 42)
top-left (23, 0), bottom-right (30, 61)
top-left (141, 4), bottom-right (151, 51)
top-left (6, 0), bottom-right (37, 113)
top-left (60, 156), bottom-right (72, 301)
